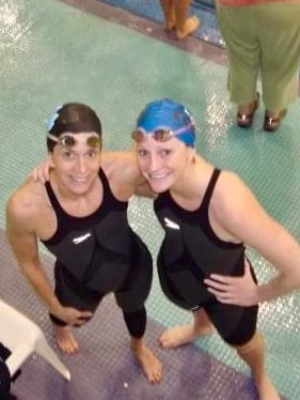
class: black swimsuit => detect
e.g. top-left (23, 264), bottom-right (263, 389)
top-left (154, 168), bottom-right (258, 346)
top-left (42, 169), bottom-right (152, 316)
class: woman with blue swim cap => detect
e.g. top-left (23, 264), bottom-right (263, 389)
top-left (132, 98), bottom-right (300, 400)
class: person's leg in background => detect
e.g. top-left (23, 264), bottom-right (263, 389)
top-left (216, 3), bottom-right (260, 128)
top-left (259, 1), bottom-right (300, 131)
top-left (159, 0), bottom-right (176, 30)
top-left (159, 0), bottom-right (200, 40)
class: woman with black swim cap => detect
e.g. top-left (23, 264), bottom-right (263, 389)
top-left (6, 103), bottom-right (162, 384)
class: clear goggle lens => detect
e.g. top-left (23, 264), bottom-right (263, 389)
top-left (47, 133), bottom-right (101, 148)
top-left (131, 123), bottom-right (194, 143)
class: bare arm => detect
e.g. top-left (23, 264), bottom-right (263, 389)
top-left (6, 193), bottom-right (92, 324)
top-left (204, 172), bottom-right (300, 305)
top-left (31, 155), bottom-right (51, 183)
top-left (102, 150), bottom-right (157, 199)
top-left (31, 150), bottom-right (157, 198)
top-left (6, 197), bottom-right (62, 314)
top-left (134, 180), bottom-right (157, 198)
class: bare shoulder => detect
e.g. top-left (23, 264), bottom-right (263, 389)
top-left (209, 170), bottom-right (294, 256)
top-left (211, 169), bottom-right (259, 223)
top-left (208, 169), bottom-right (272, 246)
top-left (215, 170), bottom-right (253, 202)
top-left (7, 178), bottom-right (48, 228)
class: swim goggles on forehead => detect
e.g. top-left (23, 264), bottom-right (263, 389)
top-left (131, 123), bottom-right (194, 143)
top-left (47, 133), bottom-right (101, 148)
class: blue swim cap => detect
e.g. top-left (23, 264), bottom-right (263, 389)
top-left (136, 99), bottom-right (195, 147)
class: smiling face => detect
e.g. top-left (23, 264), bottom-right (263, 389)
top-left (49, 131), bottom-right (102, 197)
top-left (135, 135), bottom-right (195, 193)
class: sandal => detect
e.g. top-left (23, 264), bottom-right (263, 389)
top-left (263, 109), bottom-right (287, 132)
top-left (237, 93), bottom-right (260, 128)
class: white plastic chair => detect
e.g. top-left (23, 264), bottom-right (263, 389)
top-left (0, 298), bottom-right (71, 381)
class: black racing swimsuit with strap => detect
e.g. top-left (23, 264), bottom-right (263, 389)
top-left (42, 168), bottom-right (153, 315)
top-left (154, 168), bottom-right (258, 346)
top-left (42, 168), bottom-right (132, 293)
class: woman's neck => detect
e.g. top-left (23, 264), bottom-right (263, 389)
top-left (171, 155), bottom-right (212, 199)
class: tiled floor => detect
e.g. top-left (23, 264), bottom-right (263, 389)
top-left (0, 0), bottom-right (299, 399)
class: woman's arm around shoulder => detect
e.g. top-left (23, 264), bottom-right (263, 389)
top-left (102, 150), bottom-right (156, 198)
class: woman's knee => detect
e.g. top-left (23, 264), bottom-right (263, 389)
top-left (232, 330), bottom-right (264, 355)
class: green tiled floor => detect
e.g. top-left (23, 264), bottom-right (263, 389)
top-left (0, 0), bottom-right (300, 398)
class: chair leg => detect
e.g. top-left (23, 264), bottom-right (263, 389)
top-left (6, 344), bottom-right (32, 377)
top-left (35, 336), bottom-right (71, 381)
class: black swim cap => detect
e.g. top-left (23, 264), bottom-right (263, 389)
top-left (46, 103), bottom-right (102, 151)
